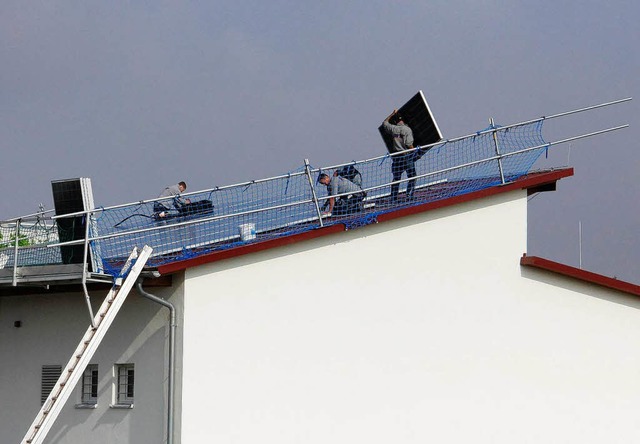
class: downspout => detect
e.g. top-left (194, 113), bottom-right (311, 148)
top-left (136, 280), bottom-right (176, 444)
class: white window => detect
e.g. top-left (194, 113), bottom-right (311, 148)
top-left (41, 365), bottom-right (62, 405)
top-left (77, 364), bottom-right (99, 407)
top-left (113, 363), bottom-right (135, 407)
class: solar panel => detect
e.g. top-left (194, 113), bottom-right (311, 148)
top-left (51, 178), bottom-right (96, 268)
top-left (378, 90), bottom-right (443, 153)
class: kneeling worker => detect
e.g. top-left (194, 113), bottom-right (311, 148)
top-left (318, 173), bottom-right (365, 216)
top-left (154, 181), bottom-right (191, 217)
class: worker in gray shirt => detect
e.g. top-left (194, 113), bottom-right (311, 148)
top-left (382, 109), bottom-right (416, 201)
top-left (318, 173), bottom-right (365, 216)
top-left (154, 181), bottom-right (191, 217)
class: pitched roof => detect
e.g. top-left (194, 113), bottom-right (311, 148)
top-left (157, 167), bottom-right (574, 275)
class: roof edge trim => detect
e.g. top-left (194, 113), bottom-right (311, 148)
top-left (156, 168), bottom-right (573, 275)
top-left (377, 168), bottom-right (573, 223)
top-left (157, 224), bottom-right (345, 275)
top-left (520, 254), bottom-right (640, 297)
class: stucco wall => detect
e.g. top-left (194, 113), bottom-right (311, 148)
top-left (6, 188), bottom-right (639, 444)
top-left (180, 189), bottom-right (640, 443)
top-left (0, 283), bottom-right (180, 444)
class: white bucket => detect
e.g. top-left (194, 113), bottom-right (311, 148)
top-left (238, 223), bottom-right (256, 241)
top-left (0, 253), bottom-right (8, 269)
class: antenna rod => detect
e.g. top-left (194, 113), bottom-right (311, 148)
top-left (579, 221), bottom-right (583, 269)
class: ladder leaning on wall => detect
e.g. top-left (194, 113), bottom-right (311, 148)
top-left (21, 245), bottom-right (153, 444)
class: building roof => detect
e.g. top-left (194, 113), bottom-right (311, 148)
top-left (5, 166), bottom-right (638, 298)
top-left (156, 167), bottom-right (574, 275)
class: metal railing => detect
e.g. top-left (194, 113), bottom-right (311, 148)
top-left (0, 98), bottom-right (631, 284)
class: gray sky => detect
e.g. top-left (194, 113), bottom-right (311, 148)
top-left (1, 1), bottom-right (638, 282)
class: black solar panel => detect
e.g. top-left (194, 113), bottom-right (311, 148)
top-left (51, 178), bottom-right (90, 266)
top-left (378, 90), bottom-right (443, 153)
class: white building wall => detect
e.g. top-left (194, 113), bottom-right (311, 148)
top-left (0, 284), bottom-right (180, 444)
top-left (4, 188), bottom-right (639, 444)
top-left (181, 189), bottom-right (640, 443)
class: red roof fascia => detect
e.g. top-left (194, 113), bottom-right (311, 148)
top-left (157, 224), bottom-right (345, 275)
top-left (377, 168), bottom-right (573, 223)
top-left (157, 168), bottom-right (573, 275)
top-left (520, 254), bottom-right (640, 297)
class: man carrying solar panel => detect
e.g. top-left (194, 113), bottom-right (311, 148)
top-left (382, 109), bottom-right (416, 202)
top-left (318, 173), bottom-right (365, 217)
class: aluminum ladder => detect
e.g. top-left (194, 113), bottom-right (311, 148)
top-left (21, 245), bottom-right (153, 444)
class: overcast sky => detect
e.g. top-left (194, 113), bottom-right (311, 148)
top-left (1, 1), bottom-right (637, 282)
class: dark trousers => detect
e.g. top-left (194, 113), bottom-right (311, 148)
top-left (391, 153), bottom-right (417, 201)
top-left (332, 194), bottom-right (365, 216)
top-left (153, 202), bottom-right (171, 214)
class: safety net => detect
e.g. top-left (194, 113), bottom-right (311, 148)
top-left (0, 120), bottom-right (548, 277)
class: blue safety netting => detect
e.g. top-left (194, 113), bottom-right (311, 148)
top-left (1, 120), bottom-right (548, 277)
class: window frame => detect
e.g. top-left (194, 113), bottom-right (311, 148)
top-left (76, 363), bottom-right (99, 408)
top-left (112, 363), bottom-right (135, 409)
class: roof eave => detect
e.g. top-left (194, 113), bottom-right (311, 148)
top-left (520, 254), bottom-right (640, 297)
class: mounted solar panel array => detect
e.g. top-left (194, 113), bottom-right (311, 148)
top-left (378, 90), bottom-right (444, 153)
